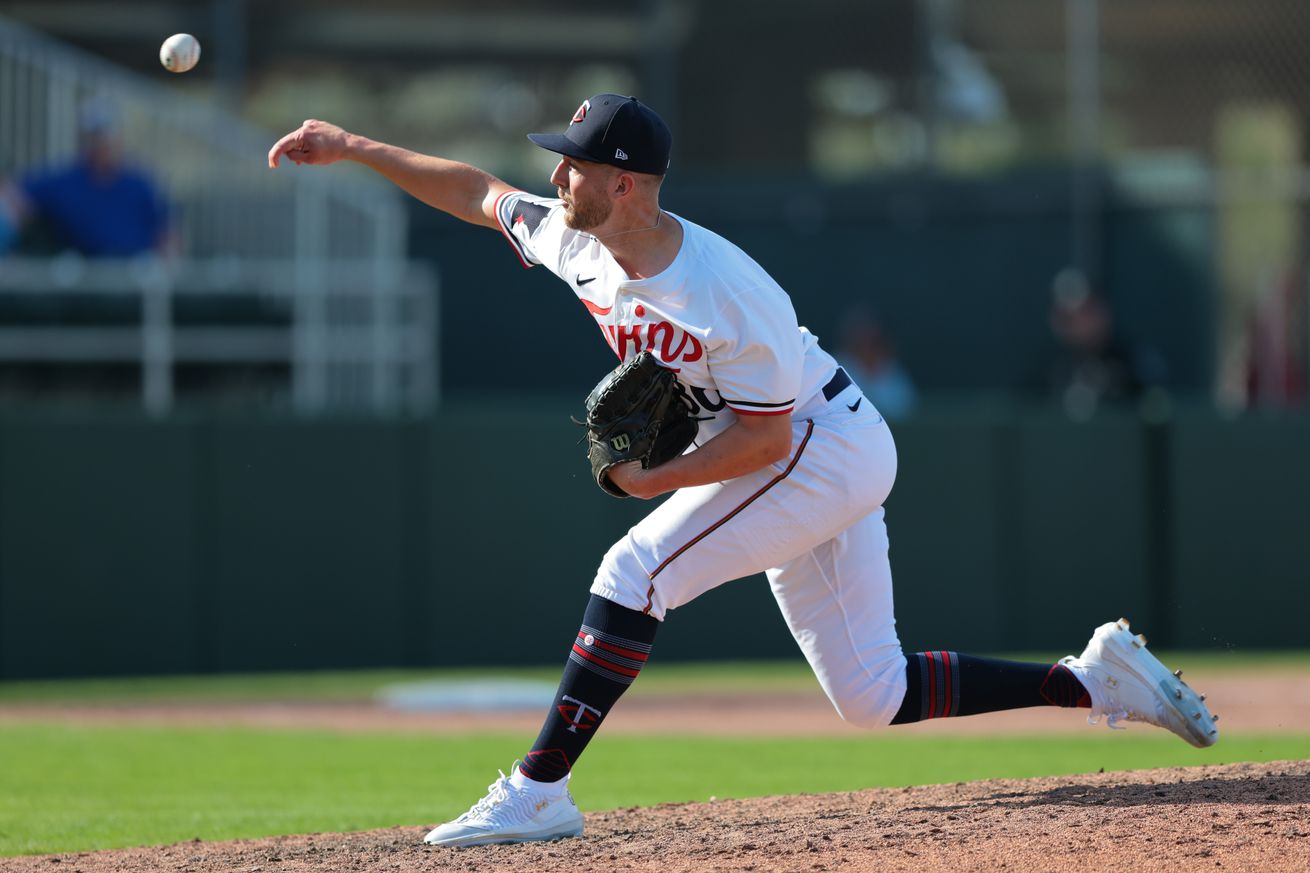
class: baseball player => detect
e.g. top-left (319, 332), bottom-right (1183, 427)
top-left (268, 94), bottom-right (1218, 849)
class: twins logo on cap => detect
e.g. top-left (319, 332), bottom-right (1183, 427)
top-left (528, 93), bottom-right (673, 176)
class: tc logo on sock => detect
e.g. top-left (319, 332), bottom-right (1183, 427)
top-left (558, 694), bottom-right (604, 733)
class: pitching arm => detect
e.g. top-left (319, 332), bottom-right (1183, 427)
top-left (267, 119), bottom-right (513, 230)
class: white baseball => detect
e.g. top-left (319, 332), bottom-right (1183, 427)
top-left (159, 33), bottom-right (201, 73)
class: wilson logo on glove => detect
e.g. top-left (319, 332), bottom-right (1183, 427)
top-left (578, 351), bottom-right (699, 498)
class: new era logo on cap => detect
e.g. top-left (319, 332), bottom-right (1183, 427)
top-left (528, 93), bottom-right (672, 176)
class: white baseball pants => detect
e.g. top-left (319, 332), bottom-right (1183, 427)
top-left (591, 393), bottom-right (909, 728)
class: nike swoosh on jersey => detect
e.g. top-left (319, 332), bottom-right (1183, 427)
top-left (847, 398), bottom-right (862, 412)
top-left (577, 276), bottom-right (596, 286)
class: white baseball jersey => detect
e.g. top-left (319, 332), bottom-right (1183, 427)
top-left (494, 189), bottom-right (910, 729)
top-left (495, 191), bottom-right (842, 445)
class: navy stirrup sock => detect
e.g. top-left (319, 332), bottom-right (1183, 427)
top-left (520, 594), bottom-right (659, 782)
top-left (890, 651), bottom-right (1090, 724)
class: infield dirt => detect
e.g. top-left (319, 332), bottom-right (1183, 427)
top-left (4, 668), bottom-right (1308, 870)
top-left (7, 760), bottom-right (1308, 872)
top-left (3, 671), bottom-right (1307, 736)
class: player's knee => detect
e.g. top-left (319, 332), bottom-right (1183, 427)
top-left (591, 537), bottom-right (662, 620)
top-left (835, 700), bottom-right (897, 729)
top-left (826, 652), bottom-right (908, 729)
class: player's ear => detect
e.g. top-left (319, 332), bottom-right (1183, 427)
top-left (613, 171), bottom-right (637, 198)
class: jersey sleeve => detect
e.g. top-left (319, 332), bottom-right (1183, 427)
top-left (493, 190), bottom-right (564, 269)
top-left (707, 284), bottom-right (803, 416)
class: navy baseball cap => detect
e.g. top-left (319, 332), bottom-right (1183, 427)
top-left (528, 94), bottom-right (672, 176)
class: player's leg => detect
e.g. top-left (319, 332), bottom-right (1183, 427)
top-left (892, 620), bottom-right (1218, 745)
top-left (889, 650), bottom-right (1088, 722)
top-left (424, 447), bottom-right (814, 850)
top-left (590, 412), bottom-right (900, 623)
top-left (434, 412), bottom-right (898, 825)
top-left (769, 511), bottom-right (1218, 745)
top-left (423, 593), bottom-right (654, 847)
top-left (516, 594), bottom-right (657, 781)
top-left (764, 506), bottom-right (907, 728)
top-left (766, 508), bottom-right (1087, 727)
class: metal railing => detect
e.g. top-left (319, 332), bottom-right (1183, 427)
top-left (0, 15), bottom-right (436, 414)
top-left (0, 256), bottom-right (436, 414)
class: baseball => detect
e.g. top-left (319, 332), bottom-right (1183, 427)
top-left (159, 33), bottom-right (200, 73)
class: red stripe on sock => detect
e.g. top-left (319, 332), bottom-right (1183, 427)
top-left (1039, 664), bottom-right (1062, 707)
top-left (572, 644), bottom-right (641, 678)
top-left (521, 748), bottom-right (572, 781)
top-left (925, 651), bottom-right (938, 719)
top-left (940, 651), bottom-right (953, 717)
top-left (578, 633), bottom-right (650, 662)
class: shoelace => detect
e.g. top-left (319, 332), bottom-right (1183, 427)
top-left (458, 771), bottom-right (513, 823)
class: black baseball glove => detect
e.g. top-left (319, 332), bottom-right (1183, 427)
top-left (580, 351), bottom-right (698, 497)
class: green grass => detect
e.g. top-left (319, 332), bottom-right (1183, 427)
top-left (1, 724), bottom-right (1307, 857)
top-left (1, 650), bottom-right (1304, 704)
top-left (2, 656), bottom-right (1308, 856)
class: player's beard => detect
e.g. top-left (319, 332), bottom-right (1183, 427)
top-left (561, 190), bottom-right (612, 232)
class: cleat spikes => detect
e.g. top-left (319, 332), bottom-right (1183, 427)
top-left (1199, 694), bottom-right (1206, 702)
top-left (1067, 620), bottom-right (1219, 749)
top-left (1212, 714), bottom-right (1219, 722)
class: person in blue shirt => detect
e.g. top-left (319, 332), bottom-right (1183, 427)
top-left (835, 303), bottom-right (919, 420)
top-left (0, 178), bottom-right (21, 255)
top-left (18, 101), bottom-right (172, 258)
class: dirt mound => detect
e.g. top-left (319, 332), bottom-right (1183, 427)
top-left (9, 760), bottom-right (1308, 872)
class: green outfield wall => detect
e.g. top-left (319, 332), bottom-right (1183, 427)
top-left (0, 405), bottom-right (1306, 679)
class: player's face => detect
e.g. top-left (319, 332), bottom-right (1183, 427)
top-left (552, 157), bottom-right (613, 231)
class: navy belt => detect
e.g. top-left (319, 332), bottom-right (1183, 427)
top-left (821, 367), bottom-right (853, 402)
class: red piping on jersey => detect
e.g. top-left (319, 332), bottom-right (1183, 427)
top-left (493, 189), bottom-right (534, 269)
top-left (728, 406), bottom-right (794, 416)
top-left (643, 420), bottom-right (816, 611)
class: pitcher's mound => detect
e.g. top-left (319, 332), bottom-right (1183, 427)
top-left (11, 760), bottom-right (1309, 872)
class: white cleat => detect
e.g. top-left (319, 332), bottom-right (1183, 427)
top-left (423, 762), bottom-right (584, 848)
top-left (1061, 618), bottom-right (1219, 749)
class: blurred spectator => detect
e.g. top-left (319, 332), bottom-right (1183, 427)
top-left (0, 177), bottom-right (21, 255)
top-left (1241, 273), bottom-right (1306, 409)
top-left (835, 304), bottom-right (918, 419)
top-left (15, 100), bottom-right (173, 257)
top-left (1037, 268), bottom-right (1166, 419)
